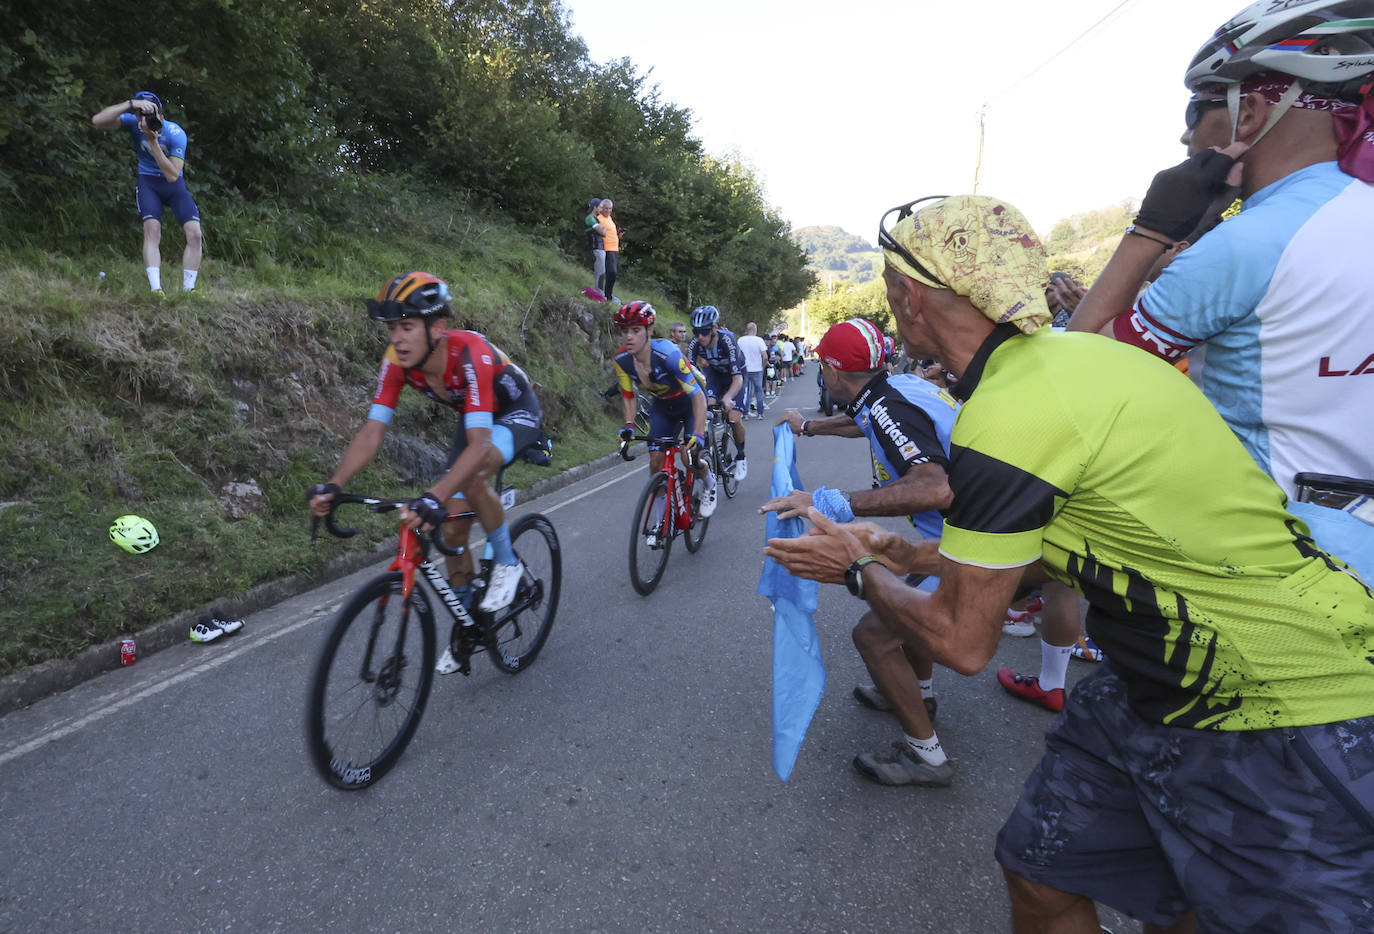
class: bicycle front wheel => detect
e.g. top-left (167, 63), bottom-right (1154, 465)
top-left (684, 478), bottom-right (709, 553)
top-left (629, 472), bottom-right (672, 595)
top-left (304, 573), bottom-right (436, 791)
top-left (486, 513), bottom-right (561, 673)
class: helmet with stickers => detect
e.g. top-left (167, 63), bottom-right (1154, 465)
top-left (614, 300), bottom-right (656, 328)
top-left (1185, 0), bottom-right (1374, 96)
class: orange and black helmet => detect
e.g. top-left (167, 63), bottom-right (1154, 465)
top-left (366, 272), bottom-right (452, 322)
top-left (614, 300), bottom-right (656, 328)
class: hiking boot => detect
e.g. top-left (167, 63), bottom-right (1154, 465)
top-left (1002, 608), bottom-right (1036, 637)
top-left (479, 560), bottom-right (523, 612)
top-left (699, 484), bottom-right (718, 518)
top-left (1071, 635), bottom-right (1105, 662)
top-left (853, 684), bottom-right (938, 723)
top-left (852, 741), bottom-right (954, 787)
top-left (996, 668), bottom-right (1064, 712)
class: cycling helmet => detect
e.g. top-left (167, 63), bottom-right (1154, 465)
top-left (614, 300), bottom-right (656, 328)
top-left (366, 272), bottom-right (452, 323)
top-left (1185, 1), bottom-right (1374, 94)
top-left (690, 305), bottom-right (720, 329)
top-left (110, 515), bottom-right (159, 554)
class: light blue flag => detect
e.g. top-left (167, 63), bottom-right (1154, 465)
top-left (757, 425), bottom-right (823, 781)
top-left (1288, 500), bottom-right (1374, 584)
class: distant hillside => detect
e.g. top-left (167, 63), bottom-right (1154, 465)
top-left (1044, 200), bottom-right (1137, 284)
top-left (792, 225), bottom-right (882, 285)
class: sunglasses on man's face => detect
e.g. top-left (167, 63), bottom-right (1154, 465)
top-left (1185, 97), bottom-right (1227, 130)
top-left (694, 327), bottom-right (714, 337)
top-left (877, 196), bottom-right (951, 289)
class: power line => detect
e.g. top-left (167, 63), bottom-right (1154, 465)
top-left (988, 0), bottom-right (1144, 104)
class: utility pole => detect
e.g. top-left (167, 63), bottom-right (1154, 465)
top-left (972, 103), bottom-right (987, 194)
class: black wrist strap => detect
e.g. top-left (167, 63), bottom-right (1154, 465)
top-left (1125, 225), bottom-right (1174, 251)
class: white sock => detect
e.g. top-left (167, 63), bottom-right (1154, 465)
top-left (147, 267), bottom-right (161, 290)
top-left (1038, 640), bottom-right (1073, 692)
top-left (905, 733), bottom-right (948, 766)
top-left (183, 268), bottom-right (198, 291)
top-left (919, 678), bottom-right (934, 699)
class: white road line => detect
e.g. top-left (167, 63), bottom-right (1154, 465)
top-left (0, 463), bottom-right (640, 766)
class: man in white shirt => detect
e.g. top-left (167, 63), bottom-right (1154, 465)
top-left (778, 334), bottom-right (795, 381)
top-left (737, 322), bottom-right (769, 418)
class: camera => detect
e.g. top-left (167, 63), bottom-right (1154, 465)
top-left (143, 112), bottom-right (163, 134)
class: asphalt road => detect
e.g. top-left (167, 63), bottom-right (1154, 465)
top-left (0, 371), bottom-right (1130, 933)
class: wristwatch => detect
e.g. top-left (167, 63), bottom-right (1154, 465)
top-left (845, 555), bottom-right (881, 598)
top-left (801, 419), bottom-right (814, 437)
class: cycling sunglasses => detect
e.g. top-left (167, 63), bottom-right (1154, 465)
top-left (1185, 96), bottom-right (1227, 130)
top-left (693, 326), bottom-right (714, 337)
top-left (877, 195), bottom-right (951, 288)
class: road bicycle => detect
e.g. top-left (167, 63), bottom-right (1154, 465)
top-left (621, 431), bottom-right (709, 595)
top-left (304, 471), bottom-right (561, 791)
top-left (703, 401), bottom-right (742, 500)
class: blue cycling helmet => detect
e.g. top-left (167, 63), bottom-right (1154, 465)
top-left (690, 305), bottom-right (720, 329)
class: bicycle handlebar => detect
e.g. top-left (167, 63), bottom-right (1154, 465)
top-left (310, 492), bottom-right (467, 556)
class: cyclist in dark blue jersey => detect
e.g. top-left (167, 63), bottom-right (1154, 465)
top-left (686, 305), bottom-right (748, 481)
top-left (611, 302), bottom-right (718, 518)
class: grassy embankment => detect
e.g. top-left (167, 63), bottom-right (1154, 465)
top-left (0, 182), bottom-right (677, 676)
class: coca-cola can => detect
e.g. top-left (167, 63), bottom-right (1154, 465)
top-left (119, 638), bottom-right (137, 666)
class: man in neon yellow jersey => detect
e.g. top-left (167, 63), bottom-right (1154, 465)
top-left (766, 193), bottom-right (1374, 932)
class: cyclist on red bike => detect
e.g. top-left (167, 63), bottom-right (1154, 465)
top-left (611, 301), bottom-right (718, 519)
top-left (686, 305), bottom-right (749, 482)
top-left (307, 272), bottom-right (544, 642)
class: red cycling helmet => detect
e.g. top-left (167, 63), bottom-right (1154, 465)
top-left (614, 300), bottom-right (656, 328)
top-left (366, 272), bottom-right (452, 322)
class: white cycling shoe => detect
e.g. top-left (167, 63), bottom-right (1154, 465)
top-left (435, 647), bottom-right (462, 675)
top-left (699, 485), bottom-right (719, 518)
top-left (733, 458), bottom-right (748, 481)
top-left (479, 560), bottom-right (524, 613)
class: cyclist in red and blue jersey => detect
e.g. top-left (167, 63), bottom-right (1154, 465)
top-left (611, 301), bottom-right (719, 519)
top-left (686, 305), bottom-right (749, 482)
top-left (307, 273), bottom-right (544, 672)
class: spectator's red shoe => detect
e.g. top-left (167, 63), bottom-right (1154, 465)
top-left (996, 668), bottom-right (1064, 713)
top-left (1024, 595), bottom-right (1044, 614)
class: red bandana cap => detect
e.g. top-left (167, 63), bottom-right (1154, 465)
top-left (1214, 72), bottom-right (1374, 183)
top-left (815, 318), bottom-right (887, 372)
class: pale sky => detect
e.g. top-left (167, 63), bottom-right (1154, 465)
top-left (563, 0), bottom-right (1246, 241)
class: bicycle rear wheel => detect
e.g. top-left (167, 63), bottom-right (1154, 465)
top-left (305, 573), bottom-right (436, 791)
top-left (486, 513), bottom-right (561, 673)
top-left (629, 472), bottom-right (672, 595)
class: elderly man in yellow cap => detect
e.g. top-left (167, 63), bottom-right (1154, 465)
top-left (766, 194), bottom-right (1374, 931)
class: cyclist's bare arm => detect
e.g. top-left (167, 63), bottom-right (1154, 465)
top-left (310, 419), bottom-right (387, 515)
top-left (621, 393), bottom-right (638, 427)
top-left (1066, 235), bottom-right (1164, 337)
